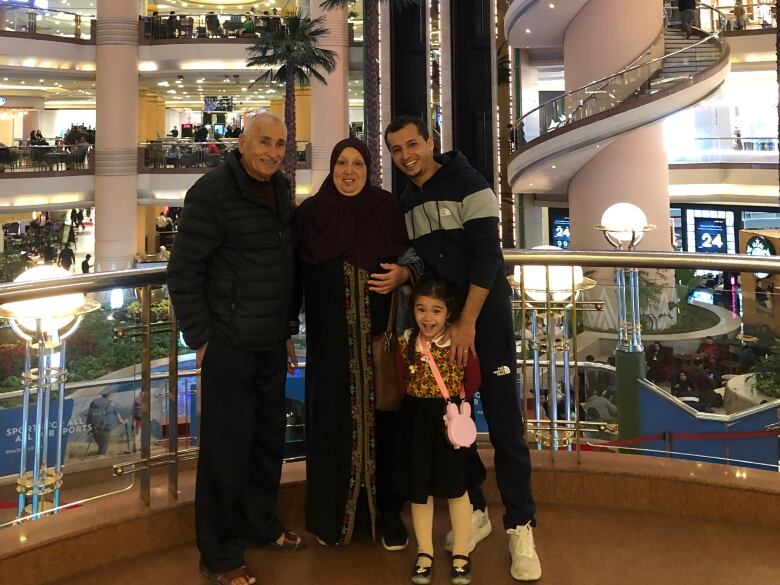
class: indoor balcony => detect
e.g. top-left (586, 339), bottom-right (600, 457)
top-left (0, 141), bottom-right (313, 210)
top-left (505, 2), bottom-right (731, 195)
top-left (0, 250), bottom-right (779, 584)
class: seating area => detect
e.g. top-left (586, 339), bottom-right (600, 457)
top-left (0, 145), bottom-right (91, 173)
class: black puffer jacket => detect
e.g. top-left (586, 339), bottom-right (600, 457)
top-left (167, 150), bottom-right (294, 351)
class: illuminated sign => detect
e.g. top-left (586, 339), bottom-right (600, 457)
top-left (694, 217), bottom-right (727, 253)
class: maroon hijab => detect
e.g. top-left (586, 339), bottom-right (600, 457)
top-left (294, 138), bottom-right (408, 271)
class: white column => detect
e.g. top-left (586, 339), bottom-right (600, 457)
top-left (564, 0), bottom-right (671, 252)
top-left (309, 2), bottom-right (349, 194)
top-left (95, 0), bottom-right (139, 271)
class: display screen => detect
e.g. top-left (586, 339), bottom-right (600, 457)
top-left (549, 209), bottom-right (571, 250)
top-left (551, 216), bottom-right (571, 249)
top-left (690, 290), bottom-right (714, 305)
top-left (693, 217), bottom-right (727, 253)
top-left (204, 96), bottom-right (234, 112)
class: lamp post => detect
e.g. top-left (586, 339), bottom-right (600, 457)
top-left (595, 203), bottom-right (656, 353)
top-left (594, 203), bottom-right (655, 441)
top-left (0, 265), bottom-right (99, 519)
top-left (513, 246), bottom-right (594, 450)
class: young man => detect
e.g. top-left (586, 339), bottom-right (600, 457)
top-left (168, 112), bottom-right (302, 585)
top-left (384, 116), bottom-right (541, 581)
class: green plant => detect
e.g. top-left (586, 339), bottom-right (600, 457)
top-left (667, 268), bottom-right (704, 324)
top-left (246, 10), bottom-right (337, 194)
top-left (753, 339), bottom-right (780, 398)
top-left (0, 244), bottom-right (35, 283)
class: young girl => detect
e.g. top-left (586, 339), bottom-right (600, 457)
top-left (394, 279), bottom-right (484, 585)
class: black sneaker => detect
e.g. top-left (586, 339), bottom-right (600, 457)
top-left (411, 553), bottom-right (434, 585)
top-left (381, 515), bottom-right (409, 551)
top-left (451, 555), bottom-right (472, 585)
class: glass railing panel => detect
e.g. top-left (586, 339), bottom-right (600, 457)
top-left (139, 6), bottom-right (306, 41)
top-left (0, 145), bottom-right (93, 174)
top-left (510, 261), bottom-right (780, 473)
top-left (668, 137), bottom-right (778, 164)
top-left (0, 5), bottom-right (92, 40)
top-left (715, 3), bottom-right (776, 30)
top-left (139, 141), bottom-right (311, 170)
top-left (514, 3), bottom-right (727, 146)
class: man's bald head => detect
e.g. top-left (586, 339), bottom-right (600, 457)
top-left (238, 110), bottom-right (287, 181)
top-left (243, 111), bottom-right (286, 137)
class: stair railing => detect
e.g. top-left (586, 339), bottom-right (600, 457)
top-left (512, 2), bottom-right (728, 150)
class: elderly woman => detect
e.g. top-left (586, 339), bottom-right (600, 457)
top-left (290, 138), bottom-right (417, 548)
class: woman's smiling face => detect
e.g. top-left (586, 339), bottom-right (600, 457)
top-left (333, 147), bottom-right (367, 197)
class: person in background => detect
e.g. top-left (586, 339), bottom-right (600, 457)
top-left (86, 390), bottom-right (125, 456)
top-left (171, 125), bottom-right (179, 138)
top-left (733, 0), bottom-right (746, 30)
top-left (584, 386), bottom-right (618, 424)
top-left (739, 345), bottom-right (756, 373)
top-left (81, 253), bottom-right (92, 274)
top-left (677, 0), bottom-right (697, 38)
top-left (646, 341), bottom-right (666, 383)
top-left (155, 212), bottom-right (168, 232)
top-left (166, 10), bottom-right (179, 38)
top-left (696, 335), bottom-right (718, 360)
top-left (58, 243), bottom-right (76, 271)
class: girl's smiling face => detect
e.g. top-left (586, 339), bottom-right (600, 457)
top-left (414, 295), bottom-right (450, 340)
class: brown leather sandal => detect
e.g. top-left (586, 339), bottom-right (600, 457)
top-left (200, 560), bottom-right (257, 585)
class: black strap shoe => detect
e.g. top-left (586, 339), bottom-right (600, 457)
top-left (411, 552), bottom-right (434, 584)
top-left (451, 554), bottom-right (472, 585)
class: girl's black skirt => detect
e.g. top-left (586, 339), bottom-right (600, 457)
top-left (393, 394), bottom-right (485, 504)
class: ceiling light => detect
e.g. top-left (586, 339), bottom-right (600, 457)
top-left (549, 2), bottom-right (555, 7)
top-left (525, 28), bottom-right (531, 34)
top-left (157, 81), bottom-right (170, 87)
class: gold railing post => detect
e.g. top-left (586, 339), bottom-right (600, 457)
top-left (167, 304), bottom-right (179, 499)
top-left (139, 285), bottom-right (152, 505)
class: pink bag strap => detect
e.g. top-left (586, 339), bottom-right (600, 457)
top-left (418, 337), bottom-right (466, 401)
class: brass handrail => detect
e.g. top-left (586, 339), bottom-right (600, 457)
top-left (1, 250), bottom-right (778, 305)
top-left (502, 250), bottom-right (780, 273)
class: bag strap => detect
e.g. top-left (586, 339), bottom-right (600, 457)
top-left (418, 337), bottom-right (465, 401)
top-left (385, 290), bottom-right (397, 336)
top-left (381, 291), bottom-right (397, 352)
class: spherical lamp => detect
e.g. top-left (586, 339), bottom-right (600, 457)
top-left (520, 246), bottom-right (584, 303)
top-left (597, 203), bottom-right (655, 249)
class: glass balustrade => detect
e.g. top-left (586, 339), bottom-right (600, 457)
top-left (513, 3), bottom-right (728, 148)
top-left (0, 250), bottom-right (777, 530)
top-left (0, 144), bottom-right (92, 174)
top-left (0, 4), bottom-right (93, 40)
top-left (139, 140), bottom-right (311, 170)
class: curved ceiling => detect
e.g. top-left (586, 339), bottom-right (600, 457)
top-left (504, 0), bottom-right (588, 49)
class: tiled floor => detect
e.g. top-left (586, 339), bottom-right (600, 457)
top-left (55, 500), bottom-right (780, 585)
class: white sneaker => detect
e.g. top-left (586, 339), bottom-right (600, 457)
top-left (444, 507), bottom-right (493, 553)
top-left (507, 522), bottom-right (542, 581)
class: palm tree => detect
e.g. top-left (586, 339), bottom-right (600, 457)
top-left (247, 11), bottom-right (337, 194)
top-left (320, 0), bottom-right (416, 186)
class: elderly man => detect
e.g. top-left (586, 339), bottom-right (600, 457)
top-left (168, 112), bottom-right (301, 585)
